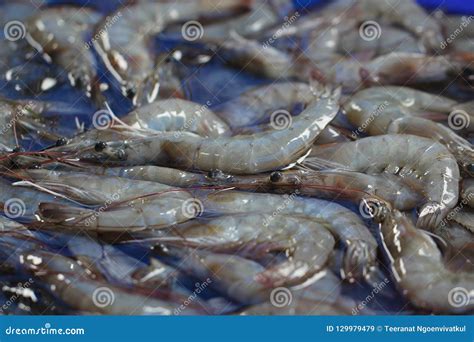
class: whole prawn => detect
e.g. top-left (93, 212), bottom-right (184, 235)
top-left (306, 134), bottom-right (460, 229)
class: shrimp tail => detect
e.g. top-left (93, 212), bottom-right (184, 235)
top-left (417, 202), bottom-right (447, 230)
top-left (342, 240), bottom-right (376, 282)
top-left (38, 202), bottom-right (92, 225)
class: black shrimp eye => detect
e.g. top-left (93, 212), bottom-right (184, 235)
top-left (55, 137), bottom-right (68, 147)
top-left (125, 86), bottom-right (136, 99)
top-left (12, 146), bottom-right (23, 153)
top-left (270, 171), bottom-right (282, 183)
top-left (94, 141), bottom-right (108, 152)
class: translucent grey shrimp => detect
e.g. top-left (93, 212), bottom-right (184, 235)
top-left (26, 6), bottom-right (102, 103)
top-left (216, 32), bottom-right (321, 81)
top-left (215, 82), bottom-right (316, 129)
top-left (379, 210), bottom-right (474, 313)
top-left (74, 86), bottom-right (340, 174)
top-left (20, 250), bottom-right (202, 315)
top-left (93, 0), bottom-right (249, 105)
top-left (240, 269), bottom-right (359, 315)
top-left (345, 86), bottom-right (474, 173)
top-left (120, 98), bottom-right (230, 137)
top-left (145, 214), bottom-right (335, 288)
top-left (306, 134), bottom-right (460, 229)
top-left (201, 191), bottom-right (378, 282)
top-left (12, 169), bottom-right (192, 206)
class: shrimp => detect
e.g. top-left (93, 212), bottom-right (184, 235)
top-left (11, 169), bottom-right (192, 206)
top-left (216, 32), bottom-right (321, 81)
top-left (240, 269), bottom-right (359, 315)
top-left (378, 209), bottom-right (474, 313)
top-left (36, 191), bottom-right (196, 232)
top-left (358, 0), bottom-right (443, 51)
top-left (200, 190), bottom-right (378, 282)
top-left (38, 163), bottom-right (421, 211)
top-left (344, 86), bottom-right (474, 173)
top-left (19, 250), bottom-right (203, 315)
top-left (215, 82), bottom-right (316, 129)
top-left (93, 0), bottom-right (250, 105)
top-left (72, 86), bottom-right (340, 174)
top-left (26, 7), bottom-right (103, 104)
top-left (144, 214), bottom-right (335, 288)
top-left (120, 98), bottom-right (230, 137)
top-left (434, 222), bottom-right (474, 273)
top-left (163, 248), bottom-right (270, 304)
top-left (306, 134), bottom-right (460, 229)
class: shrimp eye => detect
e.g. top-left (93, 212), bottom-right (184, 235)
top-left (125, 87), bottom-right (136, 99)
top-left (270, 171), bottom-right (282, 183)
top-left (55, 137), bottom-right (68, 146)
top-left (12, 146), bottom-right (23, 153)
top-left (94, 141), bottom-right (108, 152)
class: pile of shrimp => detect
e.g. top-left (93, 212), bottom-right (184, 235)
top-left (0, 0), bottom-right (473, 315)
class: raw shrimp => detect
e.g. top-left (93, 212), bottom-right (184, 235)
top-left (120, 98), bottom-right (230, 137)
top-left (434, 222), bottom-right (474, 273)
top-left (306, 134), bottom-right (460, 229)
top-left (358, 0), bottom-right (443, 51)
top-left (36, 190), bottom-right (196, 232)
top-left (12, 169), bottom-right (192, 205)
top-left (93, 0), bottom-right (249, 105)
top-left (200, 190), bottom-right (378, 282)
top-left (164, 248), bottom-right (270, 304)
top-left (378, 210), bottom-right (474, 313)
top-left (26, 7), bottom-right (102, 103)
top-left (73, 86), bottom-right (340, 174)
top-left (344, 86), bottom-right (474, 172)
top-left (20, 250), bottom-right (202, 315)
top-left (240, 269), bottom-right (359, 315)
top-left (216, 32), bottom-right (321, 81)
top-left (145, 214), bottom-right (335, 288)
top-left (215, 82), bottom-right (316, 129)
